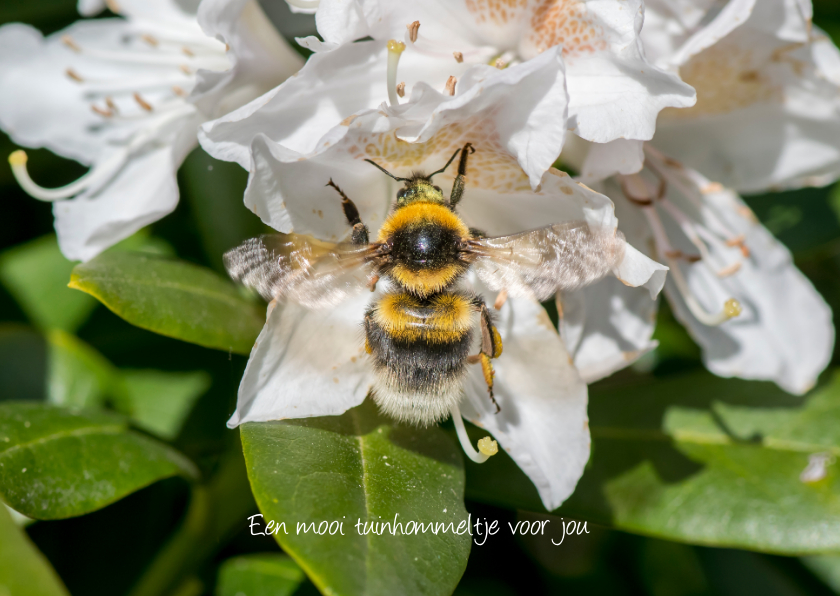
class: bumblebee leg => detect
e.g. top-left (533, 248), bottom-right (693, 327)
top-left (471, 296), bottom-right (503, 413)
top-left (449, 142), bottom-right (475, 208)
top-left (327, 178), bottom-right (369, 245)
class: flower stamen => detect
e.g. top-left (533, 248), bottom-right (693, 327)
top-left (66, 68), bottom-right (84, 83)
top-left (642, 206), bottom-right (741, 326)
top-left (133, 92), bottom-right (153, 111)
top-left (61, 35), bottom-right (81, 53)
top-left (386, 40), bottom-right (406, 106)
top-left (453, 51), bottom-right (463, 63)
top-left (407, 21), bottom-right (420, 44)
top-left (396, 82), bottom-right (405, 98)
top-left (451, 403), bottom-right (497, 464)
top-left (444, 76), bottom-right (456, 95)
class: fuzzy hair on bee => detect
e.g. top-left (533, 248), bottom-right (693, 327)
top-left (224, 143), bottom-right (626, 426)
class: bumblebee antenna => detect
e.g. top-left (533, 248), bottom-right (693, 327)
top-left (426, 146), bottom-right (464, 179)
top-left (364, 159), bottom-right (409, 182)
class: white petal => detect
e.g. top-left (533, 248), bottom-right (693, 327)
top-left (77, 0), bottom-right (106, 16)
top-left (543, 0), bottom-right (696, 144)
top-left (53, 144), bottom-right (184, 262)
top-left (653, 3), bottom-right (840, 192)
top-left (459, 291), bottom-right (590, 512)
top-left (578, 138), bottom-right (645, 181)
top-left (0, 22), bottom-right (109, 164)
top-left (643, 0), bottom-right (756, 68)
top-left (193, 0), bottom-right (302, 118)
top-left (228, 295), bottom-right (374, 427)
top-left (560, 277), bottom-right (659, 384)
top-left (399, 46), bottom-right (569, 188)
top-left (643, 160), bottom-right (835, 394)
top-left (199, 41), bottom-right (395, 167)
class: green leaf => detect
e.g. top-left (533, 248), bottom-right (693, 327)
top-left (113, 370), bottom-right (211, 440)
top-left (0, 504), bottom-right (70, 596)
top-left (241, 400), bottom-right (470, 596)
top-left (466, 370), bottom-right (840, 554)
top-left (0, 325), bottom-right (46, 402)
top-left (802, 554), bottom-right (840, 593)
top-left (0, 235), bottom-right (97, 332)
top-left (0, 402), bottom-right (198, 519)
top-left (216, 554), bottom-right (306, 596)
top-left (46, 329), bottom-right (116, 408)
top-left (69, 251), bottom-right (264, 355)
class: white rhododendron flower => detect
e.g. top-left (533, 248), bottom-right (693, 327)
top-left (200, 0), bottom-right (695, 188)
top-left (560, 0), bottom-right (836, 391)
top-left (0, 0), bottom-right (302, 261)
top-left (223, 93), bottom-right (668, 510)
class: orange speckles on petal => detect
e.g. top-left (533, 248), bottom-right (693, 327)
top-left (466, 0), bottom-right (529, 26)
top-left (664, 42), bottom-right (783, 119)
top-left (521, 0), bottom-right (608, 60)
top-left (350, 111), bottom-right (531, 194)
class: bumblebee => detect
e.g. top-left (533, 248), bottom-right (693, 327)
top-left (225, 143), bottom-right (625, 426)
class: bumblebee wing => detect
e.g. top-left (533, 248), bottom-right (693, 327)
top-left (224, 233), bottom-right (378, 308)
top-left (466, 221), bottom-right (625, 301)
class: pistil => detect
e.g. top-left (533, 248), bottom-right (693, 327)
top-left (387, 40), bottom-right (406, 106)
top-left (450, 403), bottom-right (497, 464)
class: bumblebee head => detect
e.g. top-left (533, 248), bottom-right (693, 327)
top-left (365, 147), bottom-right (463, 208)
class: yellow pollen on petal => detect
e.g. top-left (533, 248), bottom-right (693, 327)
top-left (8, 150), bottom-right (27, 167)
top-left (724, 298), bottom-right (742, 319)
top-left (477, 437), bottom-right (498, 457)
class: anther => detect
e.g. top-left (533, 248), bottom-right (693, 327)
top-left (105, 97), bottom-right (118, 112)
top-left (179, 65), bottom-right (193, 75)
top-left (61, 35), bottom-right (81, 53)
top-left (141, 34), bottom-right (159, 47)
top-left (172, 85), bottom-right (187, 97)
top-left (453, 51), bottom-right (463, 63)
top-left (494, 58), bottom-right (507, 69)
top-left (65, 68), bottom-right (84, 83)
top-left (181, 46), bottom-right (195, 57)
top-left (717, 262), bottom-right (741, 277)
top-left (396, 82), bottom-right (405, 98)
top-left (91, 104), bottom-right (114, 117)
top-left (133, 92), bottom-right (153, 111)
top-left (407, 21), bottom-right (420, 43)
top-left (444, 75), bottom-right (456, 96)
top-left (450, 403), bottom-right (497, 464)
top-left (105, 0), bottom-right (121, 13)
top-left (386, 40), bottom-right (406, 107)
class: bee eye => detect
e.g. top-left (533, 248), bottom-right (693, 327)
top-left (397, 189), bottom-right (407, 200)
top-left (433, 185), bottom-right (442, 193)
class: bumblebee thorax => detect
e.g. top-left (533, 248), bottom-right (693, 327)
top-left (377, 201), bottom-right (470, 296)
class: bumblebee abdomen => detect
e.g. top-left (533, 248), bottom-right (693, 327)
top-left (365, 291), bottom-right (474, 426)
